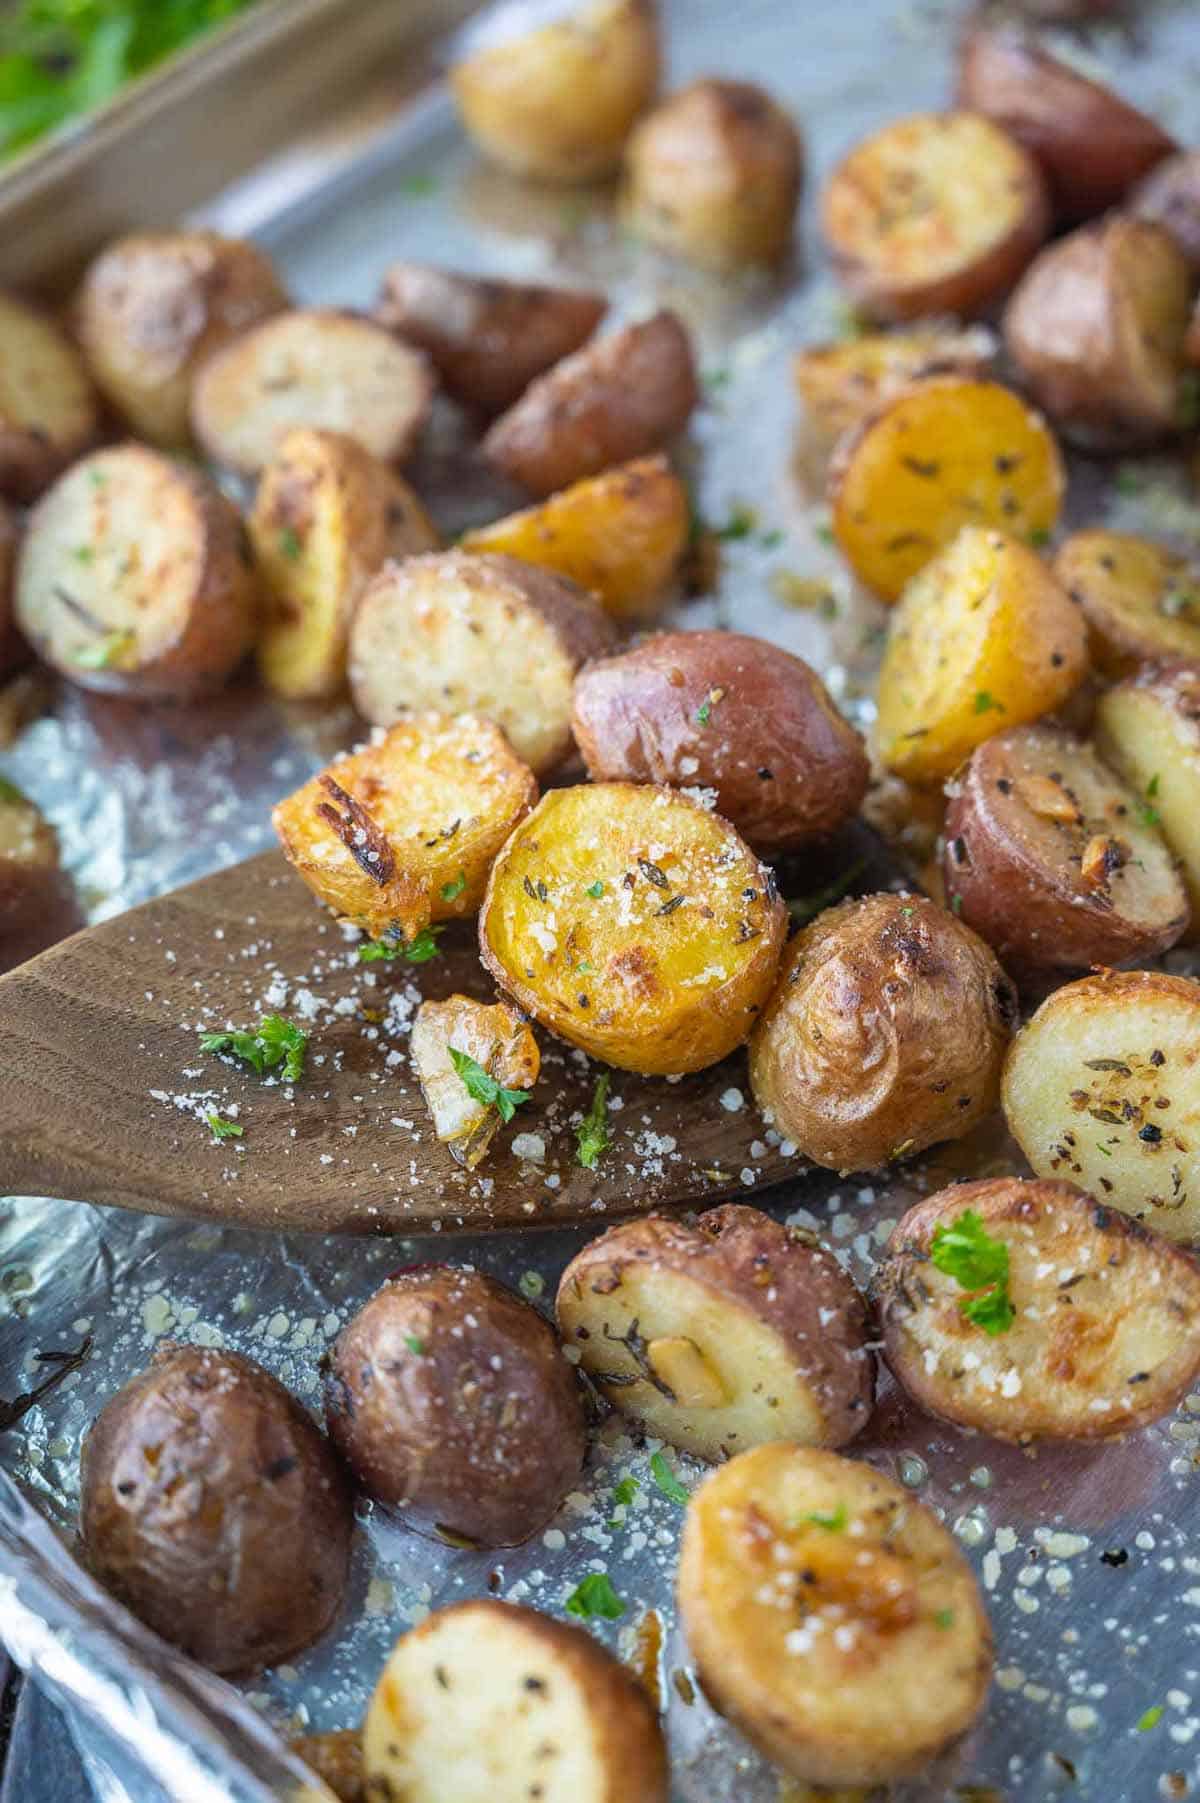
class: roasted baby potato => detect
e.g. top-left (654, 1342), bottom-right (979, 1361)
top-left (829, 377), bottom-right (1066, 603)
top-left (570, 630), bottom-right (869, 853)
top-left (250, 427), bottom-right (438, 701)
top-left (820, 111), bottom-right (1049, 322)
top-left (290, 1731), bottom-right (364, 1803)
top-left (1002, 969), bottom-right (1200, 1241)
top-left (16, 445), bottom-right (257, 699)
top-left (0, 775), bottom-right (77, 972)
top-left (410, 994), bottom-right (540, 1168)
top-left (748, 891), bottom-right (1016, 1173)
top-left (80, 1345), bottom-right (353, 1675)
top-left (1097, 663), bottom-right (1200, 927)
top-left (482, 309), bottom-right (698, 498)
top-left (0, 290), bottom-right (99, 501)
top-left (348, 551), bottom-right (614, 775)
top-left (1053, 529), bottom-right (1200, 675)
top-left (874, 525), bottom-right (1087, 785)
top-left (877, 1176), bottom-right (1200, 1444)
top-left (1131, 150), bottom-right (1200, 276)
top-left (451, 0), bottom-right (660, 185)
top-left (75, 230), bottom-right (288, 447)
top-left (621, 77), bottom-right (803, 270)
top-left (1003, 218), bottom-right (1193, 451)
top-left (374, 263), bottom-right (606, 418)
top-left (190, 308), bottom-right (433, 476)
top-left (0, 501), bottom-right (19, 677)
top-left (942, 723), bottom-right (1189, 977)
top-left (324, 1269), bottom-right (585, 1547)
top-left (556, 1205), bottom-right (873, 1460)
top-left (461, 454), bottom-right (688, 620)
top-left (364, 1600), bottom-right (668, 1803)
top-left (957, 26), bottom-right (1176, 222)
top-left (272, 713), bottom-right (537, 942)
top-left (793, 324), bottom-right (996, 452)
top-left (479, 781), bottom-right (787, 1076)
top-left (677, 1444), bottom-right (993, 1788)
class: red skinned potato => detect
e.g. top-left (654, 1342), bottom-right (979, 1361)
top-left (571, 630), bottom-right (868, 854)
top-left (957, 27), bottom-right (1176, 221)
top-left (0, 291), bottom-right (99, 501)
top-left (1097, 662), bottom-right (1200, 930)
top-left (1130, 150), bottom-right (1200, 277)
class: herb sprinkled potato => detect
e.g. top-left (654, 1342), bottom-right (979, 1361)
top-left (1131, 150), bottom-right (1200, 276)
top-left (874, 525), bottom-right (1087, 785)
top-left (0, 774), bottom-right (77, 971)
top-left (1053, 529), bottom-right (1200, 675)
top-left (1097, 662), bottom-right (1200, 928)
top-left (793, 324), bottom-right (996, 452)
top-left (749, 892), bottom-right (1016, 1173)
top-left (479, 781), bottom-right (787, 1075)
top-left (0, 290), bottom-right (99, 501)
top-left (273, 713), bottom-right (537, 943)
top-left (677, 1443), bottom-right (993, 1788)
top-left (410, 994), bottom-right (539, 1169)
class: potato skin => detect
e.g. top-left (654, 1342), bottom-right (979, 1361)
top-left (482, 309), bottom-right (698, 498)
top-left (0, 291), bottom-right (99, 501)
top-left (570, 630), bottom-right (868, 853)
top-left (749, 892), bottom-right (1017, 1173)
top-left (0, 777), bottom-right (80, 973)
top-left (621, 78), bottom-right (802, 270)
top-left (1096, 661), bottom-right (1200, 929)
top-left (290, 1731), bottom-right (364, 1803)
top-left (793, 324), bottom-right (996, 452)
top-left (80, 1345), bottom-right (353, 1675)
top-left (324, 1269), bottom-right (585, 1547)
top-left (1130, 150), bottom-right (1200, 276)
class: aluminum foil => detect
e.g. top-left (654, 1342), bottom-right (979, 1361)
top-left (5, 2), bottom-right (1200, 1799)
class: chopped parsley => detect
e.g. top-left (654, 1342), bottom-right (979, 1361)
top-left (73, 544), bottom-right (94, 563)
top-left (696, 685), bottom-right (724, 727)
top-left (448, 1048), bottom-right (531, 1123)
top-left (565, 1572), bottom-right (625, 1621)
top-left (517, 1270), bottom-right (545, 1299)
top-left (278, 526), bottom-right (302, 561)
top-left (200, 1014), bottom-right (308, 1084)
top-left (205, 1111), bottom-right (243, 1142)
top-left (585, 879), bottom-right (605, 898)
top-left (576, 1073), bottom-right (611, 1170)
top-left (358, 926), bottom-right (443, 964)
top-left (713, 503), bottom-right (757, 541)
top-left (1140, 774), bottom-right (1162, 829)
top-left (930, 1209), bottom-right (1014, 1335)
top-left (73, 628), bottom-right (135, 670)
top-left (1137, 1705), bottom-right (1165, 1732)
top-left (1028, 527), bottom-right (1051, 549)
top-left (440, 869), bottom-right (467, 902)
top-left (1097, 1140), bottom-right (1114, 1157)
top-left (404, 1334), bottom-right (425, 1355)
top-left (801, 1503), bottom-right (848, 1531)
top-left (934, 1608), bottom-right (955, 1629)
top-left (973, 690), bottom-right (1005, 716)
top-left (612, 1477), bottom-right (639, 1509)
top-left (650, 1450), bottom-right (689, 1504)
top-left (758, 527), bottom-right (784, 550)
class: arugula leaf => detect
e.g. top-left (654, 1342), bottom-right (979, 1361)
top-left (448, 1047), bottom-right (531, 1124)
top-left (650, 1450), bottom-right (689, 1504)
top-left (565, 1572), bottom-right (625, 1621)
top-left (576, 1073), bottom-right (611, 1170)
top-left (357, 926), bottom-right (443, 964)
top-left (205, 1111), bottom-right (243, 1141)
top-left (200, 1014), bottom-right (308, 1084)
top-left (930, 1208), bottom-right (1015, 1335)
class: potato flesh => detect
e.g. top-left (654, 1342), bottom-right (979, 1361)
top-left (0, 292), bottom-right (96, 476)
top-left (1054, 530), bottom-right (1200, 672)
top-left (410, 995), bottom-right (539, 1168)
top-left (793, 326), bottom-right (995, 447)
top-left (1097, 674), bottom-right (1200, 926)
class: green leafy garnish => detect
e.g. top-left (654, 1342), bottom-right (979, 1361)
top-left (200, 1014), bottom-right (308, 1084)
top-left (758, 527), bottom-right (784, 550)
top-left (786, 859), bottom-right (866, 927)
top-left (448, 1048), bottom-right (531, 1124)
top-left (404, 1334), bottom-right (424, 1355)
top-left (1137, 1704), bottom-right (1165, 1732)
top-left (1140, 774), bottom-right (1162, 829)
top-left (278, 525), bottom-right (302, 561)
top-left (357, 926), bottom-right (443, 964)
top-left (205, 1111), bottom-right (243, 1142)
top-left (565, 1572), bottom-right (625, 1621)
top-left (1097, 1140), bottom-right (1113, 1157)
top-left (612, 1477), bottom-right (639, 1509)
top-left (934, 1608), bottom-right (955, 1629)
top-left (440, 870), bottom-right (467, 902)
top-left (1028, 527), bottom-right (1051, 549)
top-left (576, 1073), bottom-right (611, 1170)
top-left (930, 1209), bottom-right (1015, 1335)
top-left (400, 171), bottom-right (437, 197)
top-left (73, 628), bottom-right (135, 670)
top-left (801, 1503), bottom-right (848, 1531)
top-left (973, 690), bottom-right (1005, 716)
top-left (714, 503), bottom-right (757, 541)
top-left (518, 1270), bottom-right (545, 1299)
top-left (650, 1450), bottom-right (689, 1504)
top-left (695, 685), bottom-right (724, 727)
top-left (585, 879), bottom-right (605, 898)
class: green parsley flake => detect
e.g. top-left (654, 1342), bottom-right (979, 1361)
top-left (576, 1073), bottom-right (611, 1170)
top-left (1140, 773), bottom-right (1162, 829)
top-left (205, 1111), bottom-right (243, 1142)
top-left (517, 1270), bottom-right (545, 1299)
top-left (934, 1608), bottom-right (955, 1629)
top-left (695, 685), bottom-right (725, 727)
top-left (1028, 527), bottom-right (1051, 549)
top-left (1097, 1140), bottom-right (1114, 1157)
top-left (565, 1572), bottom-right (625, 1621)
top-left (714, 503), bottom-right (757, 541)
top-left (930, 1209), bottom-right (1015, 1335)
top-left (448, 1047), bottom-right (531, 1124)
top-left (802, 1503), bottom-right (848, 1531)
top-left (358, 926), bottom-right (443, 964)
top-left (973, 690), bottom-right (1005, 716)
top-left (401, 172), bottom-right (437, 197)
top-left (404, 1334), bottom-right (425, 1355)
top-left (585, 879), bottom-right (605, 898)
top-left (278, 526), bottom-right (302, 561)
top-left (650, 1450), bottom-right (689, 1504)
top-left (200, 1015), bottom-right (308, 1085)
top-left (440, 869), bottom-right (467, 902)
top-left (612, 1477), bottom-right (639, 1509)
top-left (74, 628), bottom-right (135, 671)
top-left (1137, 1705), bottom-right (1165, 1732)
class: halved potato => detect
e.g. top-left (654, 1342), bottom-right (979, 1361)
top-left (877, 1176), bottom-right (1200, 1443)
top-left (677, 1444), bottom-right (993, 1788)
top-left (364, 1601), bottom-right (668, 1803)
top-left (942, 723), bottom-right (1189, 976)
top-left (556, 1205), bottom-right (873, 1459)
top-left (1053, 529), bottom-right (1200, 674)
top-left (0, 290), bottom-right (99, 500)
top-left (190, 309), bottom-right (433, 476)
top-left (820, 111), bottom-right (1049, 321)
top-left (348, 550), bottom-right (614, 776)
top-left (1002, 969), bottom-right (1200, 1241)
top-left (1096, 663), bottom-right (1200, 927)
top-left (0, 775), bottom-right (78, 972)
top-left (410, 994), bottom-right (540, 1168)
top-left (461, 455), bottom-right (688, 620)
top-left (829, 376), bottom-right (1066, 603)
top-left (874, 525), bottom-right (1087, 785)
top-left (482, 309), bottom-right (698, 498)
top-left (479, 781), bottom-right (786, 1075)
top-left (1003, 218), bottom-right (1193, 451)
top-left (250, 427), bottom-right (438, 701)
top-left (451, 0), bottom-right (660, 185)
top-left (290, 1731), bottom-right (364, 1803)
top-left (1131, 150), bottom-right (1200, 276)
top-left (75, 230), bottom-right (288, 447)
top-left (793, 324), bottom-right (996, 452)
top-left (15, 445), bottom-right (257, 699)
top-left (272, 712), bottom-right (537, 941)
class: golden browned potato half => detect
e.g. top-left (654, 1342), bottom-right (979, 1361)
top-left (571, 630), bottom-right (869, 853)
top-left (874, 525), bottom-right (1086, 785)
top-left (957, 26), bottom-right (1177, 221)
top-left (482, 309), bottom-right (698, 498)
top-left (451, 0), bottom-right (660, 185)
top-left (250, 427), bottom-right (438, 702)
top-left (15, 445), bottom-right (257, 699)
top-left (75, 230), bottom-right (288, 447)
top-left (820, 111), bottom-right (1049, 321)
top-left (1097, 662), bottom-right (1200, 928)
top-left (621, 77), bottom-right (803, 270)
top-left (190, 308), bottom-right (433, 476)
top-left (272, 712), bottom-right (537, 942)
top-left (942, 723), bottom-right (1189, 977)
top-left (829, 377), bottom-right (1066, 604)
top-left (364, 1600), bottom-right (668, 1803)
top-left (1003, 969), bottom-right (1200, 1241)
top-left (325, 1268), bottom-right (584, 1547)
top-left (1131, 150), bottom-right (1200, 276)
top-left (480, 781), bottom-right (787, 1075)
top-left (461, 454), bottom-right (688, 621)
top-left (1053, 529), bottom-right (1200, 675)
top-left (877, 1177), bottom-right (1200, 1443)
top-left (410, 994), bottom-right (540, 1168)
top-left (556, 1205), bottom-right (873, 1460)
top-left (374, 263), bottom-right (606, 417)
top-left (0, 775), bottom-right (78, 973)
top-left (1003, 217), bottom-right (1193, 451)
top-left (80, 1345), bottom-right (353, 1674)
top-left (290, 1731), bottom-right (364, 1803)
top-left (677, 1444), bottom-right (992, 1788)
top-left (749, 891), bottom-right (1016, 1173)
top-left (0, 290), bottom-right (99, 501)
top-left (793, 323), bottom-right (996, 452)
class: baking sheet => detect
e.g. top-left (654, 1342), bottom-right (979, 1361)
top-left (5, 1), bottom-right (1200, 1799)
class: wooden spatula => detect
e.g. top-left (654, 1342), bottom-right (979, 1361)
top-left (0, 829), bottom-right (899, 1234)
